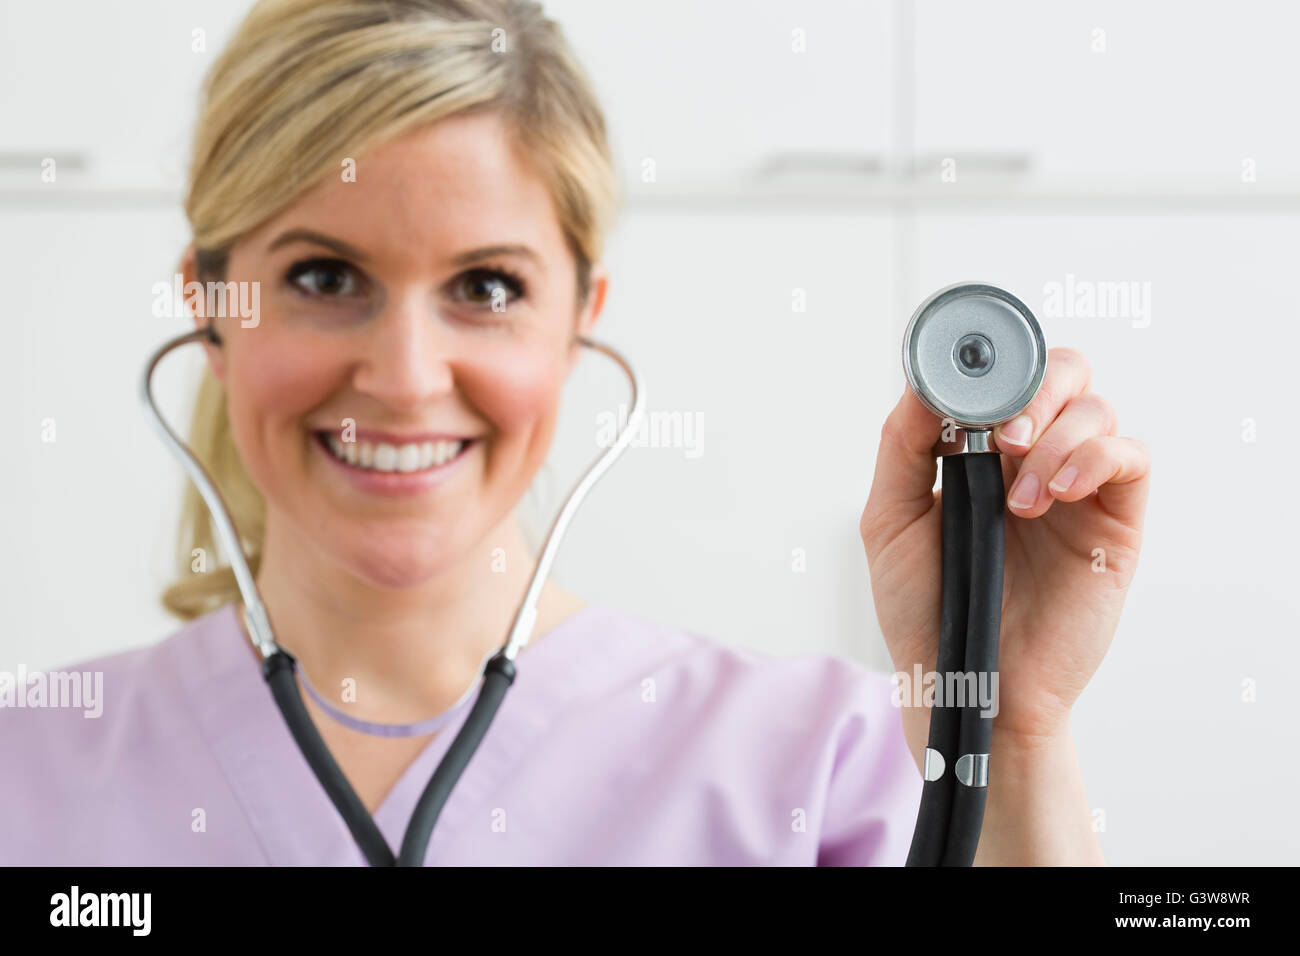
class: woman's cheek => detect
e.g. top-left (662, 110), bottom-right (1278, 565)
top-left (225, 335), bottom-right (338, 492)
top-left (461, 348), bottom-right (566, 455)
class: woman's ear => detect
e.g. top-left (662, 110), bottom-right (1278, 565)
top-left (568, 263), bottom-right (609, 374)
top-left (180, 244), bottom-right (226, 383)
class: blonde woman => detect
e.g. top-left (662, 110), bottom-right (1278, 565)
top-left (0, 0), bottom-right (1149, 865)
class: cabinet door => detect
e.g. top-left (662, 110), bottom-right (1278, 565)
top-left (911, 0), bottom-right (1300, 180)
top-left (1, 202), bottom-right (200, 666)
top-left (546, 0), bottom-right (893, 192)
top-left (539, 210), bottom-right (898, 668)
top-left (0, 0), bottom-right (256, 188)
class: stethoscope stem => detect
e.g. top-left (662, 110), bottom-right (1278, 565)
top-left (396, 651), bottom-right (516, 865)
top-left (905, 454), bottom-right (970, 866)
top-left (263, 649), bottom-right (396, 866)
top-left (905, 450), bottom-right (1005, 867)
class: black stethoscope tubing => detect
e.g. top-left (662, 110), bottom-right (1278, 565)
top-left (905, 450), bottom-right (1005, 866)
top-left (263, 646), bottom-right (517, 866)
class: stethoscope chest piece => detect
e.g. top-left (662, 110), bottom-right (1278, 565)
top-left (902, 282), bottom-right (1046, 429)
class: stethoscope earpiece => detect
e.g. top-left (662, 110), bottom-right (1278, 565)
top-left (902, 282), bottom-right (1046, 429)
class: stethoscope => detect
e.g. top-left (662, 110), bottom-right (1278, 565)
top-left (900, 282), bottom-right (1047, 866)
top-left (141, 321), bottom-right (645, 866)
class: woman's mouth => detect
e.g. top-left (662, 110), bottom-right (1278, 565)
top-left (316, 432), bottom-right (470, 473)
top-left (312, 430), bottom-right (477, 495)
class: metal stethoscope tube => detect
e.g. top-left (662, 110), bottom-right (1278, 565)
top-left (141, 323), bottom-right (645, 866)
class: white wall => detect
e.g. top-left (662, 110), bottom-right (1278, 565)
top-left (2, 0), bottom-right (1297, 864)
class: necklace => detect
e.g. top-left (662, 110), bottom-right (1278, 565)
top-left (293, 661), bottom-right (478, 738)
top-left (235, 603), bottom-right (477, 738)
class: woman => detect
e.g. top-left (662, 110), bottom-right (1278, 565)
top-left (0, 0), bottom-right (1149, 865)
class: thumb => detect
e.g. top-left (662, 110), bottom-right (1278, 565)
top-left (860, 387), bottom-right (945, 559)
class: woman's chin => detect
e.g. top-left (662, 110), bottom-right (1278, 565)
top-left (342, 547), bottom-right (458, 591)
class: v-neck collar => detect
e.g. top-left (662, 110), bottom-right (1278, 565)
top-left (176, 601), bottom-right (608, 865)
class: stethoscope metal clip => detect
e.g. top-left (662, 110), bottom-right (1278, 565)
top-left (900, 282), bottom-right (1047, 866)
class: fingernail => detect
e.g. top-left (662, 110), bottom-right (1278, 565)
top-left (999, 415), bottom-right (1033, 446)
top-left (1048, 465), bottom-right (1079, 494)
top-left (1009, 473), bottom-right (1040, 510)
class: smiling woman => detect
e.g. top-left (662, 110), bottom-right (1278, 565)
top-left (0, 0), bottom-right (1154, 870)
top-left (0, 0), bottom-right (928, 866)
top-left (167, 0), bottom-right (621, 622)
top-left (187, 115), bottom-right (591, 600)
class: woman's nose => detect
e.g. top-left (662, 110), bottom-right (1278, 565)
top-left (350, 292), bottom-right (454, 410)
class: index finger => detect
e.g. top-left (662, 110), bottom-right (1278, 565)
top-left (993, 346), bottom-right (1092, 456)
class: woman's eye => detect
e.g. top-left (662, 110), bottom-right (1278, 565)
top-left (285, 258), bottom-right (361, 298)
top-left (458, 268), bottom-right (526, 310)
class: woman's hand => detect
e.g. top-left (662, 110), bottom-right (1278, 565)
top-left (860, 346), bottom-right (1151, 863)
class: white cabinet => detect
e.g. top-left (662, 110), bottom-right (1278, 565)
top-left (0, 1), bottom-right (251, 189)
top-left (541, 209), bottom-right (898, 668)
top-left (911, 0), bottom-right (1300, 181)
top-left (2, 0), bottom-right (896, 197)
top-left (546, 0), bottom-right (894, 192)
top-left (0, 202), bottom-right (200, 665)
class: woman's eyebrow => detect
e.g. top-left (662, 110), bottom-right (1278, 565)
top-left (449, 244), bottom-right (542, 269)
top-left (267, 229), bottom-right (367, 261)
top-left (265, 232), bottom-right (541, 271)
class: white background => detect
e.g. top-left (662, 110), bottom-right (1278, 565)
top-left (2, 0), bottom-right (1297, 864)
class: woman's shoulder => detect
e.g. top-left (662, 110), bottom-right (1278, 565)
top-left (536, 603), bottom-right (920, 865)
top-left (0, 604), bottom-right (243, 748)
top-left (552, 601), bottom-right (900, 721)
top-left (0, 604), bottom-right (260, 864)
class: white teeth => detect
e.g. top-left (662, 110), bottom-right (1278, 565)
top-left (322, 434), bottom-right (465, 473)
top-left (397, 444), bottom-right (420, 473)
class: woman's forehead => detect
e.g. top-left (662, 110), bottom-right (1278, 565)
top-left (245, 116), bottom-right (564, 270)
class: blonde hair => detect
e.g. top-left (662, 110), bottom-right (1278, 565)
top-left (163, 0), bottom-right (621, 620)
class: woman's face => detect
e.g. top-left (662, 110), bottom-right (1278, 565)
top-left (196, 111), bottom-right (605, 588)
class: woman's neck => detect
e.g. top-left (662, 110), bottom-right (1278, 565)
top-left (245, 508), bottom-right (585, 722)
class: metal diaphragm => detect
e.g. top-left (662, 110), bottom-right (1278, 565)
top-left (902, 282), bottom-right (1047, 428)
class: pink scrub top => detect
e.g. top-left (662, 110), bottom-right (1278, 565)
top-left (0, 602), bottom-right (921, 865)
